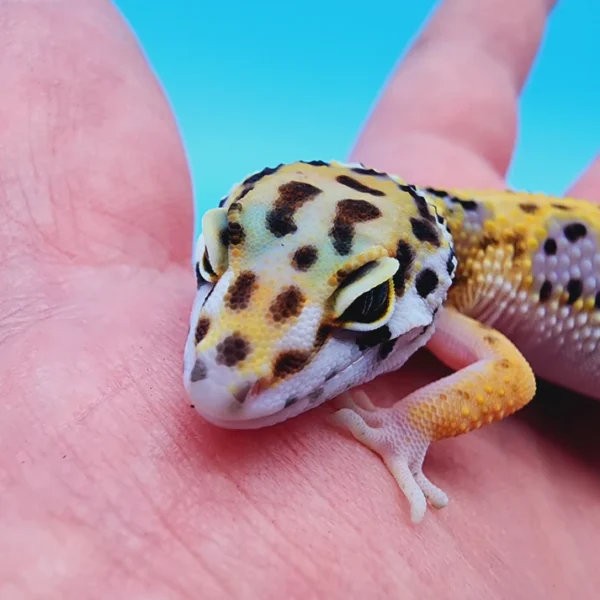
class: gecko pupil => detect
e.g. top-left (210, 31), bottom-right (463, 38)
top-left (340, 281), bottom-right (390, 324)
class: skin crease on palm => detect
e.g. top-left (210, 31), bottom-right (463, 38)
top-left (1, 0), bottom-right (599, 597)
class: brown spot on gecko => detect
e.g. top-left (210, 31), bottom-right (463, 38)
top-left (266, 181), bottom-right (322, 237)
top-left (194, 317), bottom-right (211, 345)
top-left (269, 286), bottom-right (305, 322)
top-left (216, 333), bottom-right (251, 367)
top-left (519, 203), bottom-right (539, 214)
top-left (226, 271), bottom-right (257, 311)
top-left (314, 324), bottom-right (333, 350)
top-left (273, 350), bottom-right (311, 379)
top-left (330, 199), bottom-right (382, 255)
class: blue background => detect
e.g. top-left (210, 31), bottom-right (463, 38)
top-left (114, 0), bottom-right (599, 223)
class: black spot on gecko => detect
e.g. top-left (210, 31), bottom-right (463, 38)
top-left (218, 196), bottom-right (228, 208)
top-left (314, 325), bottom-right (333, 350)
top-left (284, 397), bottom-right (298, 408)
top-left (451, 197), bottom-right (478, 211)
top-left (236, 186), bottom-right (253, 203)
top-left (410, 217), bottom-right (440, 247)
top-left (393, 240), bottom-right (415, 296)
top-left (336, 175), bottom-right (385, 196)
top-left (357, 325), bottom-right (392, 350)
top-left (243, 164), bottom-right (282, 186)
top-left (325, 369), bottom-right (338, 382)
top-left (301, 160), bottom-right (329, 167)
top-left (564, 223), bottom-right (587, 242)
top-left (399, 184), bottom-right (435, 222)
top-left (543, 238), bottom-right (557, 255)
top-left (552, 203), bottom-right (571, 211)
top-left (219, 227), bottom-right (230, 247)
top-left (519, 203), bottom-right (539, 214)
top-left (539, 280), bottom-right (553, 302)
top-left (329, 199), bottom-right (382, 255)
top-left (378, 337), bottom-right (397, 360)
top-left (415, 268), bottom-right (439, 298)
top-left (424, 187), bottom-right (448, 198)
top-left (351, 166), bottom-right (383, 177)
top-left (292, 245), bottom-right (319, 271)
top-left (329, 222), bottom-right (354, 255)
top-left (308, 388), bottom-right (324, 403)
top-left (566, 279), bottom-right (583, 305)
top-left (190, 359), bottom-right (208, 382)
top-left (266, 181), bottom-right (322, 237)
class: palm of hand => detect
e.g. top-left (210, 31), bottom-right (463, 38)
top-left (2, 1), bottom-right (599, 598)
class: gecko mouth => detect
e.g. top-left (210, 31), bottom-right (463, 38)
top-left (190, 351), bottom-right (367, 431)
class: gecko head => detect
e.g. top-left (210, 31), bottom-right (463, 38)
top-left (183, 161), bottom-right (456, 429)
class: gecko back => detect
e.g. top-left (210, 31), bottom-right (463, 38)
top-left (420, 186), bottom-right (600, 399)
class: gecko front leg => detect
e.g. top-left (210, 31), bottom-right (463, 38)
top-left (331, 307), bottom-right (537, 523)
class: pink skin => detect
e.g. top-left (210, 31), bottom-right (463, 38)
top-left (1, 0), bottom-right (599, 597)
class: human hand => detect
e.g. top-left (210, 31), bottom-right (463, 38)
top-left (1, 0), bottom-right (598, 598)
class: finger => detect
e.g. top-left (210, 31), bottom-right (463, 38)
top-left (350, 0), bottom-right (558, 188)
top-left (567, 154), bottom-right (600, 203)
top-left (0, 0), bottom-right (193, 267)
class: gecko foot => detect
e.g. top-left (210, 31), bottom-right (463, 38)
top-left (331, 389), bottom-right (448, 524)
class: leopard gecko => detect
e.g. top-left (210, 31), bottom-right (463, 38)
top-left (183, 160), bottom-right (600, 523)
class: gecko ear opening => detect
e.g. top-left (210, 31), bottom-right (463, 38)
top-left (333, 257), bottom-right (399, 332)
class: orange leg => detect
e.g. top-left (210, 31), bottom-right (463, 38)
top-left (331, 307), bottom-right (537, 523)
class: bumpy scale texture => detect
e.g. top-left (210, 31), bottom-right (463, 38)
top-left (183, 160), bottom-right (600, 523)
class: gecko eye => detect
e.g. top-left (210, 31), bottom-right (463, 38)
top-left (333, 257), bottom-right (399, 332)
top-left (339, 280), bottom-right (392, 324)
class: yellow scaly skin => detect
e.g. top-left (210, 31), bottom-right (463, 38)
top-left (183, 160), bottom-right (600, 523)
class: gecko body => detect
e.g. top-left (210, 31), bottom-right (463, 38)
top-left (183, 160), bottom-right (600, 522)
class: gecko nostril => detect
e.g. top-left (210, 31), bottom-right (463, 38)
top-left (231, 382), bottom-right (252, 404)
top-left (190, 359), bottom-right (208, 382)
